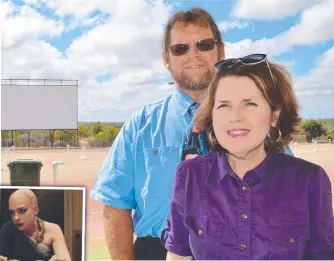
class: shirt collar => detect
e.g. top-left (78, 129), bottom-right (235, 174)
top-left (205, 151), bottom-right (231, 184)
top-left (252, 152), bottom-right (280, 190)
top-left (172, 88), bottom-right (195, 117)
top-left (206, 151), bottom-right (281, 191)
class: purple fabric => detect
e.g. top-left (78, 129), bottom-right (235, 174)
top-left (162, 151), bottom-right (334, 259)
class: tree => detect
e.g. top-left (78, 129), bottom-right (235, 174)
top-left (46, 130), bottom-right (61, 147)
top-left (327, 129), bottom-right (334, 139)
top-left (95, 125), bottom-right (120, 146)
top-left (302, 120), bottom-right (327, 142)
top-left (47, 130), bottom-right (56, 147)
top-left (91, 121), bottom-right (103, 135)
top-left (78, 124), bottom-right (90, 138)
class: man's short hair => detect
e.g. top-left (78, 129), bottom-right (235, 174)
top-left (162, 8), bottom-right (224, 58)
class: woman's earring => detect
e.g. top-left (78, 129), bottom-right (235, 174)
top-left (209, 129), bottom-right (218, 144)
top-left (267, 126), bottom-right (281, 143)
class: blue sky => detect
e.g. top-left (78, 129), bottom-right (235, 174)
top-left (2, 0), bottom-right (334, 122)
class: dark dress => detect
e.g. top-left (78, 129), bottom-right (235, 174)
top-left (0, 221), bottom-right (54, 261)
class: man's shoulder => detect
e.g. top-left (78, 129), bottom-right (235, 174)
top-left (124, 93), bottom-right (173, 130)
top-left (0, 221), bottom-right (15, 232)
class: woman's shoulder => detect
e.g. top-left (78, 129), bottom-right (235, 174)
top-left (275, 152), bottom-right (328, 181)
top-left (178, 151), bottom-right (216, 170)
top-left (276, 152), bottom-right (322, 171)
top-left (43, 221), bottom-right (62, 233)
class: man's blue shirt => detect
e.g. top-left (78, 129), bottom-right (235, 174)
top-left (90, 89), bottom-right (194, 237)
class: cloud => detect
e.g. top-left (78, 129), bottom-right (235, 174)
top-left (1, 1), bottom-right (64, 49)
top-left (1, 0), bottom-right (333, 121)
top-left (232, 0), bottom-right (321, 20)
top-left (1, 0), bottom-right (172, 121)
top-left (225, 0), bottom-right (334, 58)
top-left (218, 20), bottom-right (250, 32)
top-left (294, 46), bottom-right (334, 117)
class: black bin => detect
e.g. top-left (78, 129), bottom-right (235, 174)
top-left (7, 159), bottom-right (43, 186)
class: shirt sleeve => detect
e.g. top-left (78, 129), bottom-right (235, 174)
top-left (90, 118), bottom-right (136, 209)
top-left (305, 167), bottom-right (334, 259)
top-left (162, 163), bottom-right (192, 257)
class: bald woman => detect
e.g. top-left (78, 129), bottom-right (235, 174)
top-left (0, 189), bottom-right (71, 261)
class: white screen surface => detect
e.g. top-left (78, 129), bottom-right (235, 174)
top-left (1, 84), bottom-right (78, 130)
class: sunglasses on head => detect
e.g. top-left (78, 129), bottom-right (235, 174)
top-left (169, 38), bottom-right (218, 56)
top-left (214, 54), bottom-right (275, 85)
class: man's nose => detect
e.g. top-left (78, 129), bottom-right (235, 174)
top-left (13, 212), bottom-right (20, 220)
top-left (187, 44), bottom-right (200, 57)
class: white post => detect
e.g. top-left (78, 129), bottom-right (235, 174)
top-left (52, 161), bottom-right (64, 185)
top-left (66, 144), bottom-right (70, 154)
top-left (11, 146), bottom-right (16, 155)
top-left (312, 140), bottom-right (318, 151)
top-left (81, 146), bottom-right (88, 160)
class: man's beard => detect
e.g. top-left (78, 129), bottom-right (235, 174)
top-left (174, 69), bottom-right (214, 91)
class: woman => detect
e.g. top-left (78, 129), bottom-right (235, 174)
top-left (0, 189), bottom-right (71, 261)
top-left (162, 54), bottom-right (334, 259)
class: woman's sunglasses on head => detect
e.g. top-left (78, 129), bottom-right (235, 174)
top-left (214, 54), bottom-right (275, 85)
top-left (169, 38), bottom-right (218, 56)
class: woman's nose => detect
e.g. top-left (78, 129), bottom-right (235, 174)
top-left (230, 107), bottom-right (244, 122)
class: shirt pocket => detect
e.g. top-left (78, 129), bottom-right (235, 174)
top-left (142, 146), bottom-right (179, 199)
top-left (267, 223), bottom-right (310, 260)
top-left (184, 214), bottom-right (225, 260)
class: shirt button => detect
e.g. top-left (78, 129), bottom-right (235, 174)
top-left (289, 238), bottom-right (295, 244)
top-left (240, 244), bottom-right (247, 250)
top-left (153, 150), bottom-right (158, 155)
top-left (242, 186), bottom-right (248, 191)
top-left (198, 229), bottom-right (204, 236)
top-left (241, 213), bottom-right (248, 219)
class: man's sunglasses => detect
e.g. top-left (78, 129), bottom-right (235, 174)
top-left (169, 38), bottom-right (218, 56)
top-left (214, 54), bottom-right (275, 85)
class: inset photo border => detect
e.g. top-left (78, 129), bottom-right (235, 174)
top-left (0, 186), bottom-right (86, 261)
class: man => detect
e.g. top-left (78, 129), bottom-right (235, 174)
top-left (90, 7), bottom-right (225, 260)
top-left (0, 189), bottom-right (71, 261)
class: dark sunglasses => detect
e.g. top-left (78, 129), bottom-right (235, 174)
top-left (214, 54), bottom-right (275, 85)
top-left (169, 38), bottom-right (218, 56)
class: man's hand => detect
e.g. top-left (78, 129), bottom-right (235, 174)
top-left (0, 256), bottom-right (8, 261)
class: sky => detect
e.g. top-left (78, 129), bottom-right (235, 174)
top-left (1, 0), bottom-right (334, 122)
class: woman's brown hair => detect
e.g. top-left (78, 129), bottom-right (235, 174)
top-left (194, 60), bottom-right (301, 153)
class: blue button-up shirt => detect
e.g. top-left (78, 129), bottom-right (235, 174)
top-left (163, 151), bottom-right (334, 259)
top-left (90, 88), bottom-right (194, 237)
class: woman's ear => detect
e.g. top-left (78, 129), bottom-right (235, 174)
top-left (271, 109), bottom-right (281, 127)
top-left (33, 205), bottom-right (39, 215)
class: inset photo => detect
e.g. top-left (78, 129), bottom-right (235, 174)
top-left (0, 186), bottom-right (86, 261)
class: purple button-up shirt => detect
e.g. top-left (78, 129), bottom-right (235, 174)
top-left (163, 151), bottom-right (334, 259)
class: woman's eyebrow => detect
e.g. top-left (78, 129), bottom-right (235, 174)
top-left (217, 98), bottom-right (255, 103)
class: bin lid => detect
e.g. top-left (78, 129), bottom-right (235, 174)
top-left (7, 159), bottom-right (43, 167)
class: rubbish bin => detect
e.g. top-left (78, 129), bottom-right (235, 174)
top-left (7, 159), bottom-right (43, 186)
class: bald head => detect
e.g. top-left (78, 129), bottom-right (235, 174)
top-left (9, 189), bottom-right (38, 210)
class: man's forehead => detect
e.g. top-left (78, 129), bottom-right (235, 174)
top-left (9, 194), bottom-right (31, 208)
top-left (9, 189), bottom-right (37, 206)
top-left (169, 22), bottom-right (214, 43)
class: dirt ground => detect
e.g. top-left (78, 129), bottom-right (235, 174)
top-left (1, 143), bottom-right (334, 259)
